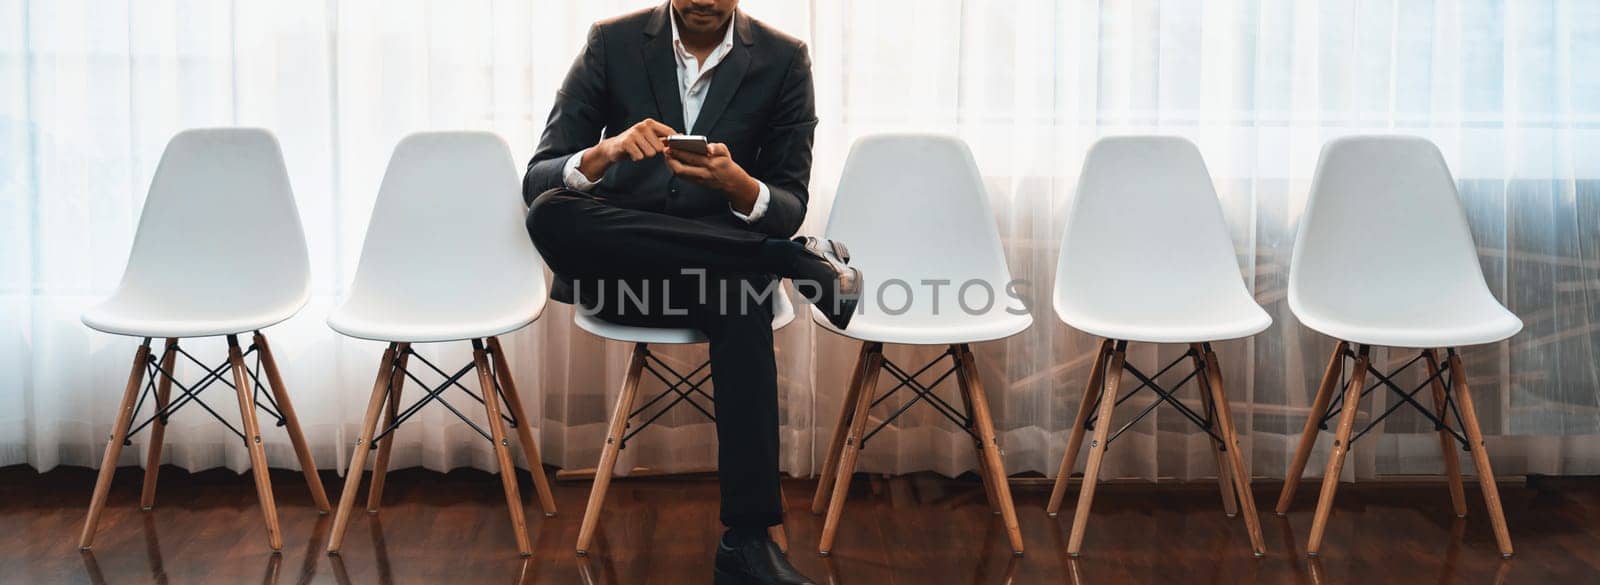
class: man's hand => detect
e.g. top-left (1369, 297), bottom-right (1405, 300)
top-left (579, 118), bottom-right (677, 179)
top-left (664, 143), bottom-right (762, 214)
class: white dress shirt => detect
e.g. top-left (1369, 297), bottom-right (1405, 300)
top-left (562, 8), bottom-right (771, 223)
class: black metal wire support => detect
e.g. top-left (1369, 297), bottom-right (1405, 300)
top-left (858, 347), bottom-right (977, 449)
top-left (1085, 349), bottom-right (1195, 432)
top-left (621, 345), bottom-right (718, 447)
top-left (404, 348), bottom-right (517, 428)
top-left (1319, 351), bottom-right (1426, 427)
top-left (121, 339), bottom-right (290, 445)
top-left (1085, 347), bottom-right (1228, 447)
top-left (369, 342), bottom-right (515, 447)
top-left (620, 354), bottom-right (716, 444)
top-left (1315, 346), bottom-right (1472, 451)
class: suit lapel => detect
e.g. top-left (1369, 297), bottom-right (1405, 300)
top-left (690, 12), bottom-right (755, 136)
top-left (690, 44), bottom-right (749, 136)
top-left (642, 6), bottom-right (687, 132)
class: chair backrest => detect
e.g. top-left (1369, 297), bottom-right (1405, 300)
top-left (343, 131), bottom-right (544, 315)
top-left (822, 134), bottom-right (1021, 317)
top-left (115, 128), bottom-right (310, 317)
top-left (1053, 136), bottom-right (1252, 320)
top-left (1289, 135), bottom-right (1493, 319)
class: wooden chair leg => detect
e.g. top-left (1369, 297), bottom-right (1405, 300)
top-left (328, 343), bottom-right (399, 554)
top-left (472, 339), bottom-right (533, 556)
top-left (957, 344), bottom-right (1024, 556)
top-left (1306, 344), bottom-right (1370, 557)
top-left (818, 345), bottom-right (885, 556)
top-left (1190, 347), bottom-right (1237, 518)
top-left (1047, 339), bottom-right (1112, 517)
top-left (1199, 345), bottom-right (1266, 557)
top-left (1066, 341), bottom-right (1125, 556)
top-left (366, 347), bottom-right (409, 514)
top-left (576, 343), bottom-right (648, 556)
top-left (1275, 340), bottom-right (1348, 516)
top-left (954, 346), bottom-right (1000, 516)
top-left (1446, 350), bottom-right (1513, 558)
top-left (227, 334), bottom-right (283, 551)
top-left (254, 332), bottom-right (332, 514)
top-left (488, 336), bottom-right (558, 517)
top-left (79, 340), bottom-right (152, 550)
top-left (970, 416), bottom-right (1002, 516)
top-left (140, 338), bottom-right (178, 511)
top-left (811, 342), bottom-right (875, 515)
top-left (1424, 349), bottom-right (1468, 518)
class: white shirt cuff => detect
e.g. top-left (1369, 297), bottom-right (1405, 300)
top-left (562, 148), bottom-right (602, 191)
top-left (731, 181), bottom-right (771, 223)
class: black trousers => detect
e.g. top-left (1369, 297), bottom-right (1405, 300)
top-left (526, 188), bottom-right (787, 531)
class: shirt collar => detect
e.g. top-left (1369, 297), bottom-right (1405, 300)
top-left (669, 6), bottom-right (737, 60)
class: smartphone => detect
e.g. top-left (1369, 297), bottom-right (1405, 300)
top-left (666, 134), bottom-right (709, 155)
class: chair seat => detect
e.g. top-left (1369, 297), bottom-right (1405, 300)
top-left (812, 305), bottom-right (1033, 345)
top-left (1290, 301), bottom-right (1522, 349)
top-left (575, 290), bottom-right (796, 344)
top-left (328, 296), bottom-right (547, 343)
top-left (82, 294), bottom-right (306, 338)
top-left (1054, 295), bottom-right (1272, 344)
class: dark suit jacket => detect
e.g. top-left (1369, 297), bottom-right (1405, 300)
top-left (524, 3), bottom-right (818, 240)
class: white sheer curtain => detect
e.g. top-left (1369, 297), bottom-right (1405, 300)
top-left (4, 0), bottom-right (1599, 482)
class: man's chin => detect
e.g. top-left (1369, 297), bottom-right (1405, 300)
top-left (684, 13), bottom-right (727, 32)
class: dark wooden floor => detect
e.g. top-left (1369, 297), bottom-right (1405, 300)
top-left (2, 464), bottom-right (1598, 584)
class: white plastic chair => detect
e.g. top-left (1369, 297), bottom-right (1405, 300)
top-left (1046, 136), bottom-right (1270, 557)
top-left (325, 131), bottom-right (555, 557)
top-left (810, 134), bottom-right (1032, 556)
top-left (1278, 135), bottom-right (1520, 558)
top-left (572, 286), bottom-right (796, 556)
top-left (78, 128), bottom-right (329, 552)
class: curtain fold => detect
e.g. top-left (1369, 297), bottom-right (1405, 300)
top-left (3, 0), bottom-right (1598, 481)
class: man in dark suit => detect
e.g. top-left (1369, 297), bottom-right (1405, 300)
top-left (524, 1), bottom-right (857, 583)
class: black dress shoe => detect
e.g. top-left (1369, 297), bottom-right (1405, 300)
top-left (714, 534), bottom-right (816, 585)
top-left (790, 236), bottom-right (861, 330)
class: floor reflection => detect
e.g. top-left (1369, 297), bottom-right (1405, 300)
top-left (260, 553), bottom-right (284, 584)
top-left (1296, 512), bottom-right (1514, 585)
top-left (141, 513), bottom-right (169, 585)
top-left (329, 515), bottom-right (395, 585)
top-left (819, 554), bottom-right (841, 585)
top-left (322, 500), bottom-right (562, 585)
top-left (328, 552), bottom-right (355, 585)
top-left (1270, 514), bottom-right (1301, 560)
top-left (1306, 556), bottom-right (1327, 585)
top-left (574, 555), bottom-right (602, 585)
top-left (1064, 557), bottom-right (1085, 585)
top-left (79, 550), bottom-right (107, 585)
top-left (574, 529), bottom-right (621, 585)
top-left (80, 512), bottom-right (290, 585)
top-left (970, 513), bottom-right (1022, 585)
top-left (1050, 510), bottom-right (1081, 585)
top-left (516, 520), bottom-right (562, 585)
top-left (1436, 517), bottom-right (1467, 584)
top-left (42, 470), bottom-right (1571, 585)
